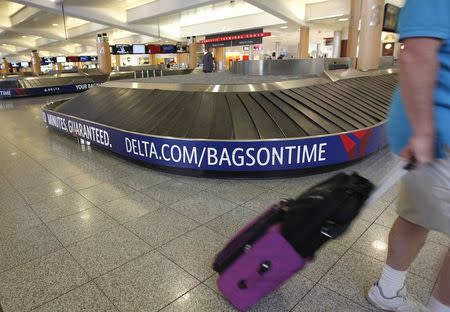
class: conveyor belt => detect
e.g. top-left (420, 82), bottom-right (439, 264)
top-left (53, 74), bottom-right (397, 140)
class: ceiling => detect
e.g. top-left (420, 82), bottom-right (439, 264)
top-left (0, 0), bottom-right (405, 61)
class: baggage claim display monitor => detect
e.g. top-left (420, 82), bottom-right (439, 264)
top-left (132, 44), bottom-right (146, 54)
top-left (56, 56), bottom-right (67, 63)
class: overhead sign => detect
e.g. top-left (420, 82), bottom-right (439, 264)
top-left (200, 32), bottom-right (271, 44)
top-left (203, 28), bottom-right (271, 48)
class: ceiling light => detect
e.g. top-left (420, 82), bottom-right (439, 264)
top-left (280, 26), bottom-right (288, 29)
top-left (52, 23), bottom-right (58, 26)
top-left (22, 35), bottom-right (27, 38)
top-left (338, 18), bottom-right (349, 22)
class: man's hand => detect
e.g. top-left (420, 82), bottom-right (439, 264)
top-left (400, 134), bottom-right (435, 165)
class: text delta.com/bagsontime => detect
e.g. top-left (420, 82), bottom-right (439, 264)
top-left (46, 113), bottom-right (328, 168)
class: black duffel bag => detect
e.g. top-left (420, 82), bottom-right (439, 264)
top-left (281, 172), bottom-right (374, 258)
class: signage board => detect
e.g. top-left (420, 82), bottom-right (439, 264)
top-left (203, 29), bottom-right (270, 48)
top-left (132, 44), bottom-right (146, 54)
top-left (41, 108), bottom-right (388, 173)
top-left (56, 56), bottom-right (67, 63)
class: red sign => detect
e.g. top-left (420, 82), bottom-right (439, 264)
top-left (199, 32), bottom-right (271, 44)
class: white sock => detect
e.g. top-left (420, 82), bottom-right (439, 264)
top-left (378, 264), bottom-right (407, 298)
top-left (429, 297), bottom-right (450, 312)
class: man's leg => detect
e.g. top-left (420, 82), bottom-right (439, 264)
top-left (367, 216), bottom-right (430, 311)
top-left (431, 248), bottom-right (450, 308)
top-left (387, 216), bottom-right (429, 271)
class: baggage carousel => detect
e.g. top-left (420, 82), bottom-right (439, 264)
top-left (42, 70), bottom-right (397, 175)
top-left (0, 69), bottom-right (193, 99)
top-left (0, 73), bottom-right (108, 98)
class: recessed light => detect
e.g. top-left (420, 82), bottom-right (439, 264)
top-left (22, 35), bottom-right (27, 38)
top-left (280, 26), bottom-right (288, 29)
top-left (52, 23), bottom-right (58, 26)
top-left (338, 18), bottom-right (349, 22)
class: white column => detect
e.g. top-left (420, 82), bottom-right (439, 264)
top-left (332, 30), bottom-right (342, 58)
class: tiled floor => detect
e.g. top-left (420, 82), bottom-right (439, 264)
top-left (0, 95), bottom-right (449, 312)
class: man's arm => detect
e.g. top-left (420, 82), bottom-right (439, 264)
top-left (399, 38), bottom-right (442, 163)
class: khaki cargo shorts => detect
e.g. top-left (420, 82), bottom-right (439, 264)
top-left (397, 150), bottom-right (450, 237)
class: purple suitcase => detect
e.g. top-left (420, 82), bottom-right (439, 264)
top-left (217, 224), bottom-right (308, 311)
top-left (212, 202), bottom-right (310, 311)
top-left (213, 164), bottom-right (408, 311)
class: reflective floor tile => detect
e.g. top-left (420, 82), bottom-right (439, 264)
top-left (249, 273), bottom-right (315, 312)
top-left (319, 250), bottom-right (434, 310)
top-left (19, 180), bottom-right (74, 204)
top-left (67, 226), bottom-right (151, 278)
top-left (206, 206), bottom-right (259, 238)
top-left (170, 191), bottom-right (237, 224)
top-left (207, 181), bottom-right (266, 204)
top-left (352, 223), bottom-right (447, 281)
top-left (31, 192), bottom-right (94, 222)
top-left (141, 179), bottom-right (202, 205)
top-left (39, 157), bottom-right (85, 179)
top-left (242, 190), bottom-right (287, 212)
top-left (98, 192), bottom-right (163, 224)
top-left (299, 242), bottom-right (348, 282)
top-left (352, 223), bottom-right (390, 262)
top-left (0, 204), bottom-right (42, 236)
top-left (95, 251), bottom-right (199, 312)
top-left (0, 249), bottom-right (89, 312)
top-left (428, 231), bottom-right (450, 247)
top-left (0, 224), bottom-right (62, 273)
top-left (79, 182), bottom-right (135, 205)
top-left (0, 189), bottom-right (28, 213)
top-left (159, 226), bottom-right (226, 281)
top-left (63, 172), bottom-right (106, 191)
top-left (203, 274), bottom-right (220, 295)
top-left (160, 284), bottom-right (235, 312)
top-left (374, 201), bottom-right (399, 228)
top-left (335, 218), bottom-right (372, 248)
top-left (46, 207), bottom-right (118, 246)
top-left (272, 174), bottom-right (332, 197)
top-left (409, 241), bottom-right (448, 282)
top-left (33, 282), bottom-right (118, 312)
top-left (293, 284), bottom-right (369, 312)
top-left (174, 176), bottom-right (225, 191)
top-left (244, 178), bottom-right (286, 190)
top-left (125, 207), bottom-right (199, 247)
top-left (7, 169), bottom-right (60, 190)
top-left (358, 200), bottom-right (390, 223)
top-left (119, 171), bottom-right (172, 191)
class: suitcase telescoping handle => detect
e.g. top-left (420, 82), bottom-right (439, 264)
top-left (363, 158), bottom-right (415, 209)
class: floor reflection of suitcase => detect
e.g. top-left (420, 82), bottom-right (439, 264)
top-left (213, 165), bottom-right (408, 311)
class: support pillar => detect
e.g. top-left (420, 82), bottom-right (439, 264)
top-left (332, 31), bottom-right (342, 58)
top-left (96, 33), bottom-right (112, 74)
top-left (176, 53), bottom-right (188, 68)
top-left (114, 55), bottom-right (121, 68)
top-left (357, 0), bottom-right (384, 71)
top-left (1, 58), bottom-right (9, 75)
top-left (149, 54), bottom-right (157, 66)
top-left (188, 37), bottom-right (198, 69)
top-left (31, 50), bottom-right (41, 76)
top-left (347, 0), bottom-right (361, 67)
top-left (214, 47), bottom-right (225, 71)
top-left (275, 42), bottom-right (280, 58)
top-left (298, 27), bottom-right (310, 59)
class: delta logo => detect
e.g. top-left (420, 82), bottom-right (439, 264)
top-left (339, 129), bottom-right (373, 160)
